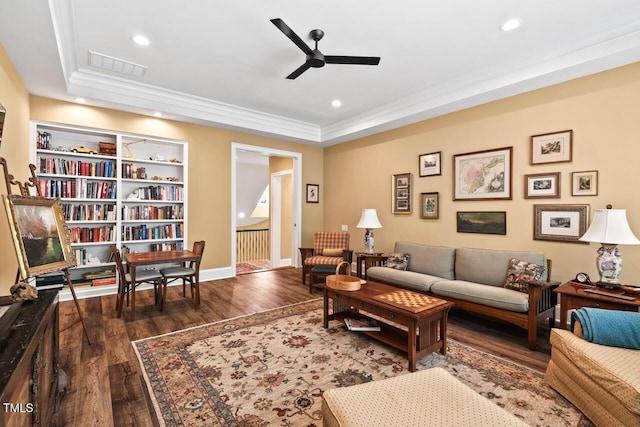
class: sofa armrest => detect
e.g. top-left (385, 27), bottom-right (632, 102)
top-left (299, 247), bottom-right (315, 264)
top-left (526, 280), bottom-right (561, 313)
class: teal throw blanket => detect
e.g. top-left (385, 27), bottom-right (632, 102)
top-left (571, 308), bottom-right (640, 350)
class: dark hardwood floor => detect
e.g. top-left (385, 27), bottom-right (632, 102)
top-left (53, 267), bottom-right (552, 426)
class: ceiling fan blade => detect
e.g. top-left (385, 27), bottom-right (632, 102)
top-left (286, 61), bottom-right (313, 79)
top-left (325, 55), bottom-right (381, 65)
top-left (270, 18), bottom-right (314, 56)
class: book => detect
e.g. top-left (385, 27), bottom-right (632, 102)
top-left (344, 317), bottom-right (381, 332)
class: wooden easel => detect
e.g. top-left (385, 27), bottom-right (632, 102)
top-left (0, 157), bottom-right (91, 344)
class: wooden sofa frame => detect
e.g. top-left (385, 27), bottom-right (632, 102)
top-left (364, 256), bottom-right (560, 350)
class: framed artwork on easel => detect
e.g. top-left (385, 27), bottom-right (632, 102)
top-left (2, 195), bottom-right (76, 279)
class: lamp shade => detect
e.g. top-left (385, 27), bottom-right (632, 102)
top-left (579, 209), bottom-right (640, 245)
top-left (357, 209), bottom-right (382, 229)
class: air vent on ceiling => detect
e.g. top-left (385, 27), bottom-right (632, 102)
top-left (88, 51), bottom-right (147, 77)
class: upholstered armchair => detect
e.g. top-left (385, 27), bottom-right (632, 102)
top-left (299, 232), bottom-right (353, 284)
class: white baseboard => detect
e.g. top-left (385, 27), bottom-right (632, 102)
top-left (58, 266), bottom-right (236, 302)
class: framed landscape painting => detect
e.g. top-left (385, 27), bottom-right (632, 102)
top-left (453, 147), bottom-right (512, 200)
top-left (456, 211), bottom-right (506, 235)
top-left (3, 195), bottom-right (76, 278)
top-left (572, 170), bottom-right (598, 196)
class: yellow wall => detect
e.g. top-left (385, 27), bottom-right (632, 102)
top-left (324, 62), bottom-right (640, 284)
top-left (0, 44), bottom-right (31, 295)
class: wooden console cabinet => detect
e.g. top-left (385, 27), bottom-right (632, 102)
top-left (0, 290), bottom-right (59, 427)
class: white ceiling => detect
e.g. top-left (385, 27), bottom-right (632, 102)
top-left (2, 0), bottom-right (640, 146)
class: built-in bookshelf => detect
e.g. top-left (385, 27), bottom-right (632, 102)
top-left (30, 121), bottom-right (188, 299)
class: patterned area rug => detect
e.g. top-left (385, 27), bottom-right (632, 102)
top-left (133, 299), bottom-right (591, 427)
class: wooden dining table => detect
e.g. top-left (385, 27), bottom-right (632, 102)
top-left (124, 250), bottom-right (201, 320)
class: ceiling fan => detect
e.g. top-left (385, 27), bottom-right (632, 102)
top-left (270, 18), bottom-right (381, 79)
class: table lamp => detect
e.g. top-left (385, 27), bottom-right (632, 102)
top-left (357, 209), bottom-right (382, 253)
top-left (579, 205), bottom-right (640, 288)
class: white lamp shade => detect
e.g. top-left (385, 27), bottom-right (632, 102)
top-left (357, 209), bottom-right (382, 229)
top-left (579, 209), bottom-right (640, 245)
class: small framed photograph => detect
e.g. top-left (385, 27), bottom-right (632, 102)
top-left (2, 195), bottom-right (76, 279)
top-left (453, 146), bottom-right (512, 200)
top-left (534, 204), bottom-right (589, 243)
top-left (306, 184), bottom-right (319, 203)
top-left (572, 170), bottom-right (598, 196)
top-left (530, 130), bottom-right (573, 165)
top-left (524, 172), bottom-right (561, 199)
top-left (419, 151), bottom-right (442, 177)
top-left (420, 192), bottom-right (439, 219)
top-left (392, 173), bottom-right (411, 214)
top-left (456, 211), bottom-right (506, 235)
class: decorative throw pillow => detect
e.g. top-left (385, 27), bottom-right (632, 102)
top-left (504, 258), bottom-right (546, 293)
top-left (322, 248), bottom-right (343, 257)
top-left (385, 253), bottom-right (410, 271)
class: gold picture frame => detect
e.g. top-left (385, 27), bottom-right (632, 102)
top-left (3, 195), bottom-right (76, 278)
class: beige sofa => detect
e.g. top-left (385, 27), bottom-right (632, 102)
top-left (545, 327), bottom-right (640, 426)
top-left (365, 241), bottom-right (558, 349)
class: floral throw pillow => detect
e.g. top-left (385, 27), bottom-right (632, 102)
top-left (504, 258), bottom-right (546, 293)
top-left (385, 253), bottom-right (410, 271)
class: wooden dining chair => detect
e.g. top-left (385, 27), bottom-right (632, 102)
top-left (109, 245), bottom-right (165, 319)
top-left (160, 241), bottom-right (205, 308)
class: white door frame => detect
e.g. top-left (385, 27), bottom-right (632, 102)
top-left (270, 169), bottom-right (293, 268)
top-left (231, 143), bottom-right (302, 275)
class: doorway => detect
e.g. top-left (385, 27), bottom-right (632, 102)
top-left (231, 143), bottom-right (301, 276)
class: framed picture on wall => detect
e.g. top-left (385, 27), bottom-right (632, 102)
top-left (571, 170), bottom-right (598, 196)
top-left (392, 173), bottom-right (411, 214)
top-left (2, 195), bottom-right (76, 279)
top-left (456, 211), bottom-right (506, 235)
top-left (530, 130), bottom-right (573, 165)
top-left (419, 192), bottom-right (439, 219)
top-left (453, 146), bottom-right (512, 200)
top-left (524, 172), bottom-right (561, 198)
top-left (306, 184), bottom-right (319, 203)
top-left (533, 204), bottom-right (589, 243)
top-left (418, 151), bottom-right (442, 177)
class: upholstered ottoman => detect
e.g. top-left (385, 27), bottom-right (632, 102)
top-left (321, 367), bottom-right (527, 427)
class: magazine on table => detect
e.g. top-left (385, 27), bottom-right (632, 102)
top-left (344, 317), bottom-right (381, 331)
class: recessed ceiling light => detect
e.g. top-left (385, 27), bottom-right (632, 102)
top-left (152, 112), bottom-right (162, 118)
top-left (132, 34), bottom-right (150, 46)
top-left (500, 18), bottom-right (522, 32)
top-left (238, 212), bottom-right (245, 218)
top-left (331, 99), bottom-right (342, 108)
top-left (74, 97), bottom-right (86, 104)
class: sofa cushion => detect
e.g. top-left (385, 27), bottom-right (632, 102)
top-left (430, 280), bottom-right (529, 312)
top-left (504, 258), bottom-right (546, 293)
top-left (385, 252), bottom-right (410, 270)
top-left (455, 247), bottom-right (547, 287)
top-left (549, 328), bottom-right (640, 416)
top-left (393, 241), bottom-right (455, 279)
top-left (366, 267), bottom-right (442, 293)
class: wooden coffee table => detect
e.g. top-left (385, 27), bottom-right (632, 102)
top-left (322, 279), bottom-right (454, 372)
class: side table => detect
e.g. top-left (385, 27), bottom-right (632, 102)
top-left (355, 251), bottom-right (384, 279)
top-left (555, 281), bottom-right (640, 329)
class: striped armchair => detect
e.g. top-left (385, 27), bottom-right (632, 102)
top-left (299, 232), bottom-right (353, 284)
